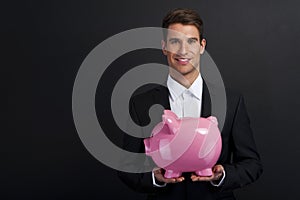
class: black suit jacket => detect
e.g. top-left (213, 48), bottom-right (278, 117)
top-left (118, 81), bottom-right (263, 200)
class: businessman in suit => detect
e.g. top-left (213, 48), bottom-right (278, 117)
top-left (118, 8), bottom-right (263, 200)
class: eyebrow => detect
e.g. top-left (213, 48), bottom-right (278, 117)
top-left (168, 37), bottom-right (199, 41)
top-left (168, 38), bottom-right (180, 42)
top-left (188, 37), bottom-right (199, 41)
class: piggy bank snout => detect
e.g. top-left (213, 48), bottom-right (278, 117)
top-left (144, 139), bottom-right (151, 155)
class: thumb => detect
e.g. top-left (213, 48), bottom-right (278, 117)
top-left (213, 165), bottom-right (224, 173)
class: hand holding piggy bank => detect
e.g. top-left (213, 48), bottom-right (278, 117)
top-left (144, 110), bottom-right (222, 178)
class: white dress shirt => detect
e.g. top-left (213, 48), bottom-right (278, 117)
top-left (167, 74), bottom-right (203, 118)
top-left (152, 74), bottom-right (225, 187)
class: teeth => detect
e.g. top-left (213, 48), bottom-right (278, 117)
top-left (178, 58), bottom-right (188, 62)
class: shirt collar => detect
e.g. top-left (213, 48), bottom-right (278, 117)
top-left (188, 74), bottom-right (203, 100)
top-left (167, 73), bottom-right (203, 101)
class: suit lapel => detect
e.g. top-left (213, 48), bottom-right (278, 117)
top-left (153, 81), bottom-right (211, 117)
top-left (153, 85), bottom-right (171, 110)
top-left (201, 81), bottom-right (212, 117)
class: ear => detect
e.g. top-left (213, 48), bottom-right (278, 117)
top-left (161, 40), bottom-right (168, 56)
top-left (207, 116), bottom-right (218, 125)
top-left (200, 38), bottom-right (206, 55)
top-left (164, 110), bottom-right (179, 119)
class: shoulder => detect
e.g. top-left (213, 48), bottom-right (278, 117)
top-left (129, 85), bottom-right (169, 126)
top-left (225, 87), bottom-right (243, 103)
top-left (130, 84), bottom-right (168, 105)
top-left (204, 79), bottom-right (243, 106)
top-left (223, 87), bottom-right (251, 122)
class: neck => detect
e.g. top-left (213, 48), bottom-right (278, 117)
top-left (169, 69), bottom-right (199, 88)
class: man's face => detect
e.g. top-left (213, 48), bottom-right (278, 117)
top-left (162, 23), bottom-right (206, 77)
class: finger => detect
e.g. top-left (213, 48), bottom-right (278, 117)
top-left (154, 170), bottom-right (175, 183)
top-left (155, 171), bottom-right (185, 183)
top-left (153, 168), bottom-right (163, 175)
top-left (165, 178), bottom-right (177, 183)
top-left (198, 176), bottom-right (214, 181)
top-left (154, 173), bottom-right (167, 183)
top-left (168, 176), bottom-right (185, 183)
top-left (190, 174), bottom-right (198, 181)
top-left (191, 175), bottom-right (214, 182)
top-left (190, 174), bottom-right (197, 179)
top-left (214, 168), bottom-right (222, 174)
top-left (176, 177), bottom-right (185, 182)
top-left (191, 174), bottom-right (200, 181)
top-left (166, 176), bottom-right (185, 183)
top-left (191, 176), bottom-right (199, 181)
top-left (161, 177), bottom-right (178, 183)
top-left (212, 169), bottom-right (223, 180)
top-left (190, 174), bottom-right (211, 181)
top-left (213, 165), bottom-right (224, 173)
top-left (213, 172), bottom-right (223, 180)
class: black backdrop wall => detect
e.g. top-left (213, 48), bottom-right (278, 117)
top-left (3, 0), bottom-right (300, 199)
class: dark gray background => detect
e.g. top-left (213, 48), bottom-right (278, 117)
top-left (3, 0), bottom-right (300, 199)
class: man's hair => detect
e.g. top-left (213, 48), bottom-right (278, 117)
top-left (162, 8), bottom-right (204, 41)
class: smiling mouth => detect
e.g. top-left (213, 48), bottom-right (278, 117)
top-left (174, 58), bottom-right (191, 65)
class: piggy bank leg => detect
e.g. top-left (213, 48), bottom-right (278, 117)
top-left (164, 170), bottom-right (182, 178)
top-left (195, 168), bottom-right (212, 177)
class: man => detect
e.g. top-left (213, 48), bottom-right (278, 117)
top-left (118, 8), bottom-right (263, 200)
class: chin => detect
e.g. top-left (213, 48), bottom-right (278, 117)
top-left (173, 65), bottom-right (195, 75)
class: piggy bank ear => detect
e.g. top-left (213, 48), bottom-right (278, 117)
top-left (162, 113), bottom-right (179, 134)
top-left (207, 116), bottom-right (218, 125)
top-left (163, 110), bottom-right (179, 119)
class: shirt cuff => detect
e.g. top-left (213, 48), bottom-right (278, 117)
top-left (152, 171), bottom-right (167, 187)
top-left (210, 169), bottom-right (226, 187)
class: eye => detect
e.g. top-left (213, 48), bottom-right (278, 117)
top-left (188, 38), bottom-right (197, 44)
top-left (169, 38), bottom-right (180, 44)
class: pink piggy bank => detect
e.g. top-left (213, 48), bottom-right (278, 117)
top-left (144, 110), bottom-right (222, 178)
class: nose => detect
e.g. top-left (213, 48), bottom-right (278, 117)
top-left (178, 42), bottom-right (188, 56)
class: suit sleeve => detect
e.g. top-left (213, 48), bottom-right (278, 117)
top-left (221, 95), bottom-right (263, 191)
top-left (117, 96), bottom-right (161, 193)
